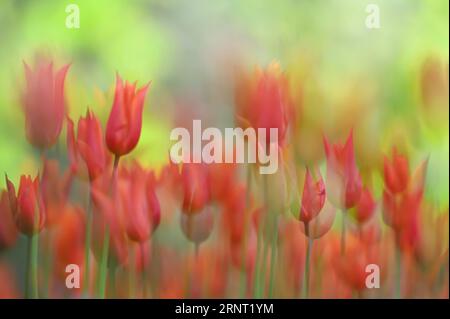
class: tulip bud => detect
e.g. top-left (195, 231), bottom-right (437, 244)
top-left (106, 74), bottom-right (150, 157)
top-left (383, 148), bottom-right (410, 195)
top-left (22, 59), bottom-right (70, 149)
top-left (72, 111), bottom-right (110, 181)
top-left (299, 169), bottom-right (326, 224)
top-left (5, 175), bottom-right (46, 235)
top-left (323, 131), bottom-right (362, 209)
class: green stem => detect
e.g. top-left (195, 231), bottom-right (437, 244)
top-left (395, 247), bottom-right (402, 299)
top-left (268, 218), bottom-right (279, 298)
top-left (98, 225), bottom-right (110, 299)
top-left (141, 243), bottom-right (148, 298)
top-left (239, 165), bottom-right (252, 298)
top-left (83, 183), bottom-right (92, 296)
top-left (341, 210), bottom-right (347, 256)
top-left (26, 233), bottom-right (39, 299)
top-left (302, 223), bottom-right (312, 298)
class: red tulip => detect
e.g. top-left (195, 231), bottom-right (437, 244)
top-left (53, 206), bottom-right (85, 283)
top-left (22, 59), bottom-right (70, 149)
top-left (299, 169), bottom-right (326, 224)
top-left (383, 148), bottom-right (410, 195)
top-left (106, 74), bottom-right (150, 157)
top-left (181, 163), bottom-right (210, 214)
top-left (5, 175), bottom-right (46, 235)
top-left (118, 164), bottom-right (161, 242)
top-left (323, 131), bottom-right (362, 209)
top-left (333, 235), bottom-right (382, 292)
top-left (68, 111), bottom-right (110, 181)
top-left (354, 187), bottom-right (377, 225)
top-left (235, 63), bottom-right (293, 147)
top-left (0, 190), bottom-right (18, 250)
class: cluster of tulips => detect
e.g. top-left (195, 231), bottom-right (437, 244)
top-left (0, 57), bottom-right (448, 299)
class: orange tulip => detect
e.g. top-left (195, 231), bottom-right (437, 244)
top-left (5, 175), bottom-right (45, 235)
top-left (21, 59), bottom-right (70, 149)
top-left (106, 74), bottom-right (150, 157)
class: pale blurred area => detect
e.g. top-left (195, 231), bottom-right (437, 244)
top-left (0, 0), bottom-right (448, 205)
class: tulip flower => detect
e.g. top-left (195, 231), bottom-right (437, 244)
top-left (106, 74), bottom-right (150, 157)
top-left (118, 164), bottom-right (161, 242)
top-left (324, 131), bottom-right (362, 255)
top-left (299, 169), bottom-right (326, 225)
top-left (22, 59), bottom-right (70, 149)
top-left (353, 187), bottom-right (377, 225)
top-left (180, 206), bottom-right (214, 248)
top-left (0, 190), bottom-right (18, 251)
top-left (384, 148), bottom-right (410, 195)
top-left (53, 206), bottom-right (85, 292)
top-left (5, 174), bottom-right (45, 299)
top-left (235, 62), bottom-right (293, 148)
top-left (68, 111), bottom-right (110, 181)
top-left (181, 163), bottom-right (210, 214)
top-left (5, 175), bottom-right (45, 235)
top-left (323, 131), bottom-right (362, 209)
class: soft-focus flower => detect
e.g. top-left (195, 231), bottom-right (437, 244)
top-left (118, 164), bottom-right (161, 242)
top-left (333, 235), bottom-right (382, 293)
top-left (53, 206), bottom-right (85, 283)
top-left (106, 74), bottom-right (150, 157)
top-left (235, 62), bottom-right (293, 147)
top-left (41, 159), bottom-right (72, 226)
top-left (181, 163), bottom-right (210, 214)
top-left (0, 190), bottom-right (18, 250)
top-left (22, 59), bottom-right (70, 149)
top-left (323, 131), bottom-right (362, 209)
top-left (180, 206), bottom-right (214, 245)
top-left (68, 111), bottom-right (110, 181)
top-left (299, 200), bottom-right (336, 239)
top-left (383, 148), bottom-right (410, 195)
top-left (353, 187), bottom-right (377, 225)
top-left (91, 179), bottom-right (129, 267)
top-left (299, 168), bottom-right (326, 224)
top-left (5, 175), bottom-right (45, 235)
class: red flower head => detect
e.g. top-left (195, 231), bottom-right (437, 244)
top-left (0, 190), bottom-right (18, 250)
top-left (118, 164), bottom-right (161, 242)
top-left (235, 62), bottom-right (293, 148)
top-left (91, 181), bottom-right (129, 267)
top-left (5, 174), bottom-right (46, 235)
top-left (354, 187), bottom-right (377, 225)
top-left (323, 130), bottom-right (362, 209)
top-left (299, 168), bottom-right (326, 224)
top-left (53, 206), bottom-right (85, 283)
top-left (106, 74), bottom-right (150, 157)
top-left (383, 148), bottom-right (410, 195)
top-left (68, 111), bottom-right (110, 181)
top-left (181, 163), bottom-right (210, 214)
top-left (22, 59), bottom-right (70, 149)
